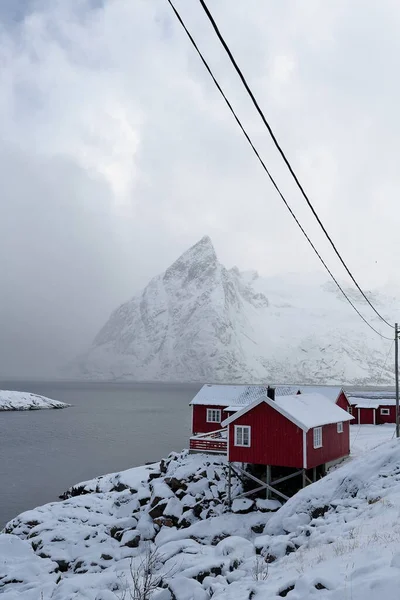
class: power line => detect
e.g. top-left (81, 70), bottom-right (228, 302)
top-left (165, 0), bottom-right (392, 342)
top-left (351, 338), bottom-right (395, 448)
top-left (198, 0), bottom-right (394, 331)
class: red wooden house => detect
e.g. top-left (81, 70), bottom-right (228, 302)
top-left (190, 383), bottom-right (351, 437)
top-left (221, 389), bottom-right (353, 469)
top-left (189, 385), bottom-right (353, 501)
top-left (349, 397), bottom-right (396, 425)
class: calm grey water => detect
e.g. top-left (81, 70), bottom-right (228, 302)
top-left (0, 381), bottom-right (200, 528)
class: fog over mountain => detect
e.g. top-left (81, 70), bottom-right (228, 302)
top-left (2, 0), bottom-right (400, 378)
top-left (71, 237), bottom-right (395, 384)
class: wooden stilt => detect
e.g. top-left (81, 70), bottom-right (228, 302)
top-left (227, 463), bottom-right (232, 510)
top-left (266, 465), bottom-right (271, 500)
top-left (230, 463), bottom-right (289, 502)
top-left (271, 469), bottom-right (304, 486)
top-left (313, 467), bottom-right (317, 482)
top-left (302, 469), bottom-right (307, 489)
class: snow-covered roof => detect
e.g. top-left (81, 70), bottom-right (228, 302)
top-left (350, 397), bottom-right (397, 409)
top-left (275, 385), bottom-right (344, 403)
top-left (189, 384), bottom-right (267, 406)
top-left (352, 401), bottom-right (381, 409)
top-left (221, 393), bottom-right (353, 432)
top-left (234, 385), bottom-right (270, 406)
top-left (190, 383), bottom-right (345, 407)
top-left (346, 391), bottom-right (395, 399)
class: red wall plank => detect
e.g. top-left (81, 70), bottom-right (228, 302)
top-left (358, 408), bottom-right (375, 425)
top-left (227, 401), bottom-right (303, 467)
top-left (306, 421), bottom-right (350, 469)
top-left (376, 405), bottom-right (396, 424)
top-left (336, 392), bottom-right (351, 411)
top-left (349, 405), bottom-right (358, 424)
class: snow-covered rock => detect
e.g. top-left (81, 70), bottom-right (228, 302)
top-left (3, 429), bottom-right (400, 599)
top-left (71, 236), bottom-right (396, 384)
top-left (0, 390), bottom-right (69, 411)
top-left (232, 498), bottom-right (254, 514)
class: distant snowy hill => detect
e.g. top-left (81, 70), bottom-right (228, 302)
top-left (71, 236), bottom-right (396, 384)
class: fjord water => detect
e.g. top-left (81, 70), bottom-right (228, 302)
top-left (0, 381), bottom-right (199, 528)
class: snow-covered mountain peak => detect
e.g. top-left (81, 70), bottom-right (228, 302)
top-left (72, 237), bottom-right (397, 384)
top-left (163, 235), bottom-right (219, 287)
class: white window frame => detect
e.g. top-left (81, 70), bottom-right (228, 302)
top-left (337, 422), bottom-right (343, 433)
top-left (380, 408), bottom-right (390, 416)
top-left (206, 408), bottom-right (221, 423)
top-left (234, 425), bottom-right (251, 447)
top-left (347, 406), bottom-right (352, 414)
top-left (313, 426), bottom-right (323, 449)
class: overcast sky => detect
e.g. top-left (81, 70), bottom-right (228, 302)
top-left (1, 0), bottom-right (400, 377)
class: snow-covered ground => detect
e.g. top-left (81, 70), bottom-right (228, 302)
top-left (0, 390), bottom-right (69, 411)
top-left (350, 423), bottom-right (395, 456)
top-left (1, 426), bottom-right (400, 599)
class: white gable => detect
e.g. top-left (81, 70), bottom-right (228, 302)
top-left (222, 393), bottom-right (353, 432)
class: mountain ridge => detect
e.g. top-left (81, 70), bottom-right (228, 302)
top-left (71, 237), bottom-right (395, 384)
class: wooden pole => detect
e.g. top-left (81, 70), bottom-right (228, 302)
top-left (312, 467), bottom-right (317, 482)
top-left (266, 465), bottom-right (271, 500)
top-left (302, 469), bottom-right (306, 489)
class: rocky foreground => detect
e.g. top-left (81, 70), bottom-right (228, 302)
top-left (0, 390), bottom-right (69, 411)
top-left (3, 437), bottom-right (400, 599)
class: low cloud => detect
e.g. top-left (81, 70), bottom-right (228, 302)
top-left (1, 0), bottom-right (399, 376)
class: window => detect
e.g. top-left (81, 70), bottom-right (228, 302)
top-left (380, 408), bottom-right (390, 416)
top-left (337, 422), bottom-right (343, 433)
top-left (206, 409), bottom-right (221, 423)
top-left (235, 425), bottom-right (251, 447)
top-left (347, 406), bottom-right (352, 414)
top-left (313, 427), bottom-right (323, 448)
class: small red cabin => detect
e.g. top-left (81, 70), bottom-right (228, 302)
top-left (221, 391), bottom-right (353, 469)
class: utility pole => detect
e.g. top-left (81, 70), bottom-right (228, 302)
top-left (396, 323), bottom-right (399, 438)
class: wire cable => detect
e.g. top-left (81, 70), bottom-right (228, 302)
top-left (166, 0), bottom-right (393, 341)
top-left (198, 0), bottom-right (394, 331)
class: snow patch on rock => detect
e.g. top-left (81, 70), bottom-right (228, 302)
top-left (0, 390), bottom-right (69, 411)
